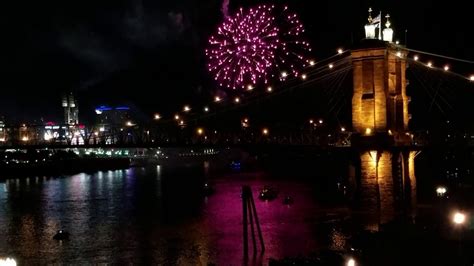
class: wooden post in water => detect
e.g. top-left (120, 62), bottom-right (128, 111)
top-left (242, 185), bottom-right (265, 259)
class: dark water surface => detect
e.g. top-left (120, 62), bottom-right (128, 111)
top-left (0, 155), bottom-right (473, 265)
top-left (0, 163), bottom-right (356, 265)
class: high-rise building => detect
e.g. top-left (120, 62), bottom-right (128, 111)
top-left (62, 92), bottom-right (79, 125)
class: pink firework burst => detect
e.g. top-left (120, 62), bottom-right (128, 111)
top-left (206, 5), bottom-right (311, 90)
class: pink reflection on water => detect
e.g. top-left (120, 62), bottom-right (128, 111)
top-left (203, 173), bottom-right (329, 264)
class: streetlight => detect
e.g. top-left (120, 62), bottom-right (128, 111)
top-left (365, 128), bottom-right (372, 135)
top-left (453, 211), bottom-right (467, 225)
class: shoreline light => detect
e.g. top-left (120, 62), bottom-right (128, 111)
top-left (453, 212), bottom-right (466, 225)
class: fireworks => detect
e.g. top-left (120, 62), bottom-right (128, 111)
top-left (206, 5), bottom-right (311, 90)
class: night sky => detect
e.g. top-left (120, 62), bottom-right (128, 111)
top-left (1, 0), bottom-right (473, 125)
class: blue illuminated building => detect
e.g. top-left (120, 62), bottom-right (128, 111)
top-left (95, 105), bottom-right (131, 127)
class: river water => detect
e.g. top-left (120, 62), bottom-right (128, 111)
top-left (0, 152), bottom-right (473, 265)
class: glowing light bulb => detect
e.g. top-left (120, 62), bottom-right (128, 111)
top-left (337, 48), bottom-right (343, 54)
top-left (301, 74), bottom-right (307, 80)
top-left (267, 86), bottom-right (273, 92)
top-left (444, 65), bottom-right (449, 71)
top-left (328, 64), bottom-right (334, 69)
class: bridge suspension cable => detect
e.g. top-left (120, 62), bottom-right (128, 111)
top-left (160, 53), bottom-right (353, 125)
top-left (400, 47), bottom-right (474, 64)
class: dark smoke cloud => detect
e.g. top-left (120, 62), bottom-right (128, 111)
top-left (58, 0), bottom-right (190, 90)
top-left (221, 0), bottom-right (230, 18)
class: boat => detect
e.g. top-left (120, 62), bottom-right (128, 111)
top-left (53, 230), bottom-right (70, 240)
top-left (258, 186), bottom-right (278, 201)
top-left (203, 182), bottom-right (215, 196)
top-left (283, 195), bottom-right (294, 205)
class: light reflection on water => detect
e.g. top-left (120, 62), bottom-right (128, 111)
top-left (0, 164), bottom-right (359, 264)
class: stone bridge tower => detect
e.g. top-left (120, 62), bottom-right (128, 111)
top-left (350, 10), bottom-right (418, 230)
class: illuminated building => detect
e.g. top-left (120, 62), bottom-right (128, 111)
top-left (95, 105), bottom-right (131, 126)
top-left (62, 92), bottom-right (79, 125)
top-left (0, 118), bottom-right (5, 142)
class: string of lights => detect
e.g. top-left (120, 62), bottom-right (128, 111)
top-left (150, 46), bottom-right (473, 136)
top-left (155, 50), bottom-right (352, 126)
